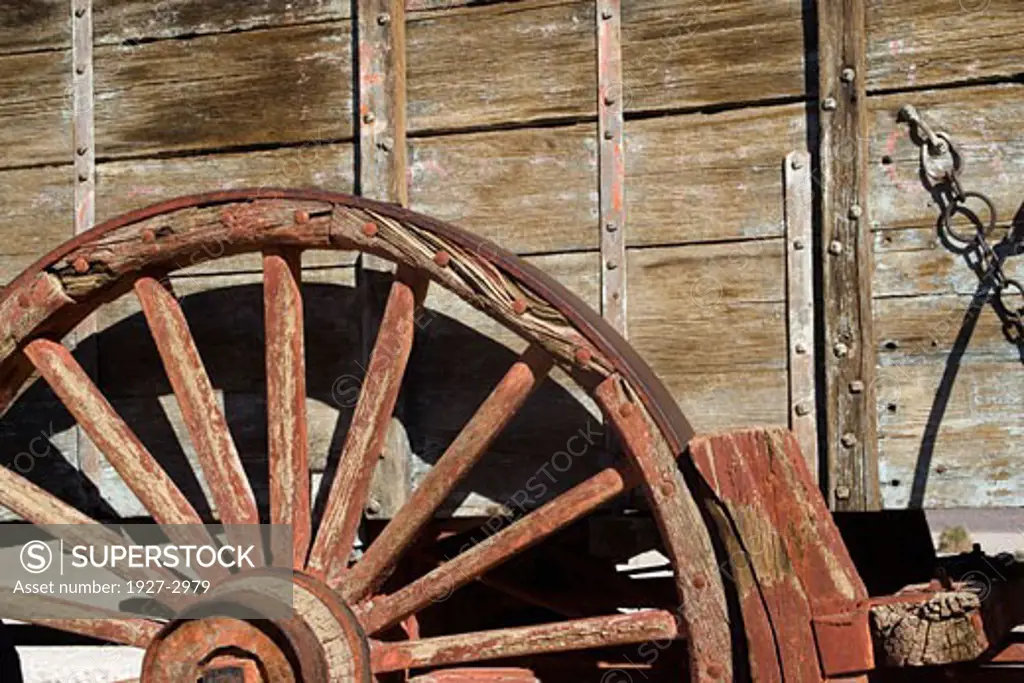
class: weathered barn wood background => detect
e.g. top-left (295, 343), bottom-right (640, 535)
top-left (0, 0), bottom-right (1020, 517)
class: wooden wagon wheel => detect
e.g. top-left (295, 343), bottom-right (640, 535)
top-left (0, 189), bottom-right (733, 682)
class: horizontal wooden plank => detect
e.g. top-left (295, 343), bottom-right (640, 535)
top-left (868, 83), bottom-right (1024, 234)
top-left (875, 293), bottom-right (1022, 364)
top-left (0, 165), bottom-right (74, 286)
top-left (626, 103), bottom-right (807, 246)
top-left (622, 0), bottom-right (806, 112)
top-left (0, 49), bottom-right (72, 169)
top-left (406, 0), bottom-right (596, 132)
top-left (409, 124), bottom-right (598, 253)
top-left (0, 1), bottom-right (68, 54)
top-left (876, 361), bottom-right (1023, 508)
top-left (94, 22), bottom-right (352, 158)
top-left (93, 0), bottom-right (349, 44)
top-left (866, 0), bottom-right (1021, 92)
top-left (874, 228), bottom-right (1024, 298)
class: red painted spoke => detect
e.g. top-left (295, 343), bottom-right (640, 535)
top-left (135, 276), bottom-right (259, 526)
top-left (0, 460), bottom-right (105, 527)
top-left (357, 464), bottom-right (637, 635)
top-left (306, 267), bottom-right (427, 582)
top-left (24, 339), bottom-right (228, 582)
top-left (370, 611), bottom-right (681, 673)
top-left (25, 339), bottom-right (205, 527)
top-left (263, 250), bottom-right (311, 567)
top-left (30, 618), bottom-right (161, 649)
top-left (342, 345), bottom-right (554, 600)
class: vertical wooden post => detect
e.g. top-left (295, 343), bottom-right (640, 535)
top-left (816, 0), bottom-right (879, 510)
top-left (597, 0), bottom-right (626, 336)
top-left (71, 0), bottom-right (100, 482)
top-left (355, 0), bottom-right (412, 520)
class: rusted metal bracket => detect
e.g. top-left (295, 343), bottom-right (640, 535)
top-left (784, 151), bottom-right (819, 480)
top-left (816, 0), bottom-right (879, 511)
top-left (597, 0), bottom-right (626, 336)
top-left (71, 0), bottom-right (100, 482)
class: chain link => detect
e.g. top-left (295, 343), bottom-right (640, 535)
top-left (898, 105), bottom-right (1024, 343)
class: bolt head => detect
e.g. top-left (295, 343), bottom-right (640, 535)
top-left (835, 485), bottom-right (851, 500)
top-left (76, 146), bottom-right (87, 156)
top-left (605, 221), bottom-right (618, 233)
top-left (790, 156), bottom-right (805, 170)
top-left (377, 12), bottom-right (391, 25)
top-left (362, 222), bottom-right (378, 238)
top-left (512, 298), bottom-right (528, 315)
top-left (848, 204), bottom-right (863, 220)
top-left (75, 65), bottom-right (85, 75)
top-left (841, 67), bottom-right (856, 83)
top-left (366, 499), bottom-right (382, 514)
top-left (603, 129), bottom-right (614, 140)
top-left (378, 138), bottom-right (393, 152)
top-left (363, 111), bottom-right (376, 124)
top-left (74, 7), bottom-right (86, 18)
top-left (294, 209), bottom-right (310, 225)
top-left (601, 8), bottom-right (614, 19)
top-left (606, 260), bottom-right (619, 271)
top-left (77, 172), bottom-right (89, 182)
top-left (433, 250), bottom-right (451, 268)
top-left (822, 97), bottom-right (838, 111)
top-left (833, 342), bottom-right (849, 358)
top-left (574, 347), bottom-right (593, 365)
top-left (72, 257), bottom-right (89, 274)
top-left (692, 574), bottom-right (707, 589)
top-left (793, 239), bottom-right (804, 251)
top-left (849, 380), bottom-right (865, 394)
top-left (840, 433), bottom-right (858, 448)
top-left (794, 402), bottom-right (810, 416)
top-left (828, 240), bottom-right (843, 255)
top-left (795, 342), bottom-right (808, 355)
top-left (604, 93), bottom-right (616, 106)
top-left (707, 663), bottom-right (724, 679)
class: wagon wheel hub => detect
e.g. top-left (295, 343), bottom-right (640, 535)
top-left (141, 573), bottom-right (371, 683)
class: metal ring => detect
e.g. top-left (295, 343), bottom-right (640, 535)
top-left (940, 190), bottom-right (997, 245)
top-left (997, 278), bottom-right (1024, 318)
top-left (920, 131), bottom-right (964, 183)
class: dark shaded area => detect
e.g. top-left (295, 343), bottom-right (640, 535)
top-left (835, 510), bottom-right (936, 596)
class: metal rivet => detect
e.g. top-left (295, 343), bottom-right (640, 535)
top-left (574, 347), bottom-right (593, 365)
top-left (707, 664), bottom-right (723, 679)
top-left (604, 93), bottom-right (616, 106)
top-left (822, 97), bottom-right (838, 111)
top-left (294, 209), bottom-right (310, 225)
top-left (75, 65), bottom-right (85, 75)
top-left (828, 240), bottom-right (843, 255)
top-left (603, 129), bottom-right (614, 140)
top-left (433, 250), bottom-right (451, 268)
top-left (794, 402), bottom-right (810, 416)
top-left (790, 156), bottom-right (804, 170)
top-left (366, 499), bottom-right (382, 514)
top-left (76, 146), bottom-right (87, 156)
top-left (795, 342), bottom-right (807, 355)
top-left (605, 221), bottom-right (618, 233)
top-left (75, 7), bottom-right (86, 18)
top-left (72, 257), bottom-right (89, 274)
top-left (619, 403), bottom-right (634, 419)
top-left (606, 260), bottom-right (618, 270)
top-left (833, 342), bottom-right (849, 358)
top-left (377, 13), bottom-right (391, 25)
top-left (363, 111), bottom-right (376, 124)
top-left (378, 138), bottom-right (393, 152)
top-left (693, 574), bottom-right (707, 589)
top-left (849, 380), bottom-right (865, 394)
top-left (793, 239), bottom-right (804, 251)
top-left (601, 8), bottom-right (614, 20)
top-left (835, 485), bottom-right (851, 501)
top-left (841, 67), bottom-right (856, 83)
top-left (512, 298), bottom-right (528, 315)
top-left (841, 433), bottom-right (858, 448)
top-left (660, 482), bottom-right (675, 496)
top-left (848, 204), bottom-right (863, 220)
top-left (362, 222), bottom-right (378, 238)
top-left (77, 172), bottom-right (89, 182)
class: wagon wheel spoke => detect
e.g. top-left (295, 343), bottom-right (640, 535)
top-left (0, 465), bottom-right (165, 646)
top-left (263, 249), bottom-right (311, 567)
top-left (135, 276), bottom-right (259, 527)
top-left (306, 266), bottom-right (429, 581)
top-left (356, 461), bottom-right (636, 635)
top-left (342, 344), bottom-right (554, 601)
top-left (23, 338), bottom-right (229, 582)
top-left (370, 611), bottom-right (681, 673)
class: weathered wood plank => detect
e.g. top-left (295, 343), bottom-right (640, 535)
top-left (0, 1), bottom-right (68, 54)
top-left (621, 0), bottom-right (806, 113)
top-left (0, 165), bottom-right (74, 286)
top-left (409, 124), bottom-right (597, 253)
top-left (866, 0), bottom-right (1021, 92)
top-left (0, 49), bottom-right (72, 169)
top-left (94, 23), bottom-right (352, 158)
top-left (868, 83), bottom-right (1024, 235)
top-left (874, 228), bottom-right (1024, 298)
top-left (93, 0), bottom-right (349, 44)
top-left (876, 361), bottom-right (1023, 509)
top-left (626, 103), bottom-right (808, 247)
top-left (819, 0), bottom-right (879, 511)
